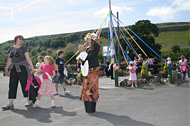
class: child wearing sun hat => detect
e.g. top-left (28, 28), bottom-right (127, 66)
top-left (127, 61), bottom-right (138, 88)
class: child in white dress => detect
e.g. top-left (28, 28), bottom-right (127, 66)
top-left (76, 45), bottom-right (89, 77)
top-left (127, 61), bottom-right (138, 88)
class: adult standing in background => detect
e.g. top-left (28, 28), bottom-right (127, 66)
top-left (105, 59), bottom-right (111, 77)
top-left (80, 33), bottom-right (100, 113)
top-left (136, 58), bottom-right (143, 75)
top-left (179, 55), bottom-right (190, 80)
top-left (2, 35), bottom-right (34, 110)
top-left (153, 57), bottom-right (159, 75)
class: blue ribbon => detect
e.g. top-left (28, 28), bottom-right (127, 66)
top-left (112, 13), bottom-right (166, 62)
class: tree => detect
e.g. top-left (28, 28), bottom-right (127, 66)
top-left (47, 49), bottom-right (52, 55)
top-left (40, 51), bottom-right (47, 56)
top-left (64, 51), bottom-right (76, 64)
top-left (171, 45), bottom-right (180, 54)
top-left (30, 48), bottom-right (37, 56)
top-left (118, 20), bottom-right (161, 59)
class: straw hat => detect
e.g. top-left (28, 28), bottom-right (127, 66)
top-left (84, 33), bottom-right (100, 43)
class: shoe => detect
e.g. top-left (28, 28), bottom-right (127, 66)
top-left (2, 103), bottom-right (14, 110)
top-left (135, 84), bottom-right (138, 87)
top-left (33, 101), bottom-right (39, 107)
top-left (56, 90), bottom-right (58, 94)
top-left (25, 100), bottom-right (33, 107)
top-left (63, 90), bottom-right (71, 95)
top-left (131, 85), bottom-right (134, 88)
top-left (51, 102), bottom-right (56, 108)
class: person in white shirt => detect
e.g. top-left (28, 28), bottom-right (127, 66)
top-left (145, 57), bottom-right (153, 68)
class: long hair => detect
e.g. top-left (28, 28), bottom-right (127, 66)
top-left (181, 55), bottom-right (184, 61)
top-left (89, 39), bottom-right (97, 50)
top-left (44, 56), bottom-right (58, 71)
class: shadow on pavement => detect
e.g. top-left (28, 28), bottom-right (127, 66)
top-left (89, 112), bottom-right (155, 126)
top-left (122, 87), bottom-right (154, 90)
top-left (58, 94), bottom-right (80, 100)
top-left (99, 88), bottom-right (109, 90)
top-left (11, 106), bottom-right (77, 123)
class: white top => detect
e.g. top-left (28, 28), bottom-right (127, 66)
top-left (145, 59), bottom-right (153, 68)
top-left (179, 60), bottom-right (186, 66)
top-left (76, 51), bottom-right (89, 76)
top-left (129, 66), bottom-right (137, 80)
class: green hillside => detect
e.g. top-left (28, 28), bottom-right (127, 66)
top-left (0, 21), bottom-right (189, 65)
top-left (155, 28), bottom-right (190, 51)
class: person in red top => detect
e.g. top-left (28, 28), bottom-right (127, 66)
top-left (34, 56), bottom-right (58, 107)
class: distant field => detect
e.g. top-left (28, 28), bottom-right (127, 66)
top-left (155, 28), bottom-right (190, 51)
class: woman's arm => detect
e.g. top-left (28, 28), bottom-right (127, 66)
top-left (34, 68), bottom-right (42, 73)
top-left (25, 52), bottom-right (34, 74)
top-left (5, 56), bottom-right (11, 76)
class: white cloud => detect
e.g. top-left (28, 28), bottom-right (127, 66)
top-left (94, 6), bottom-right (133, 18)
top-left (172, 0), bottom-right (190, 11)
top-left (67, 0), bottom-right (92, 5)
top-left (146, 6), bottom-right (175, 20)
top-left (146, 0), bottom-right (190, 21)
top-left (0, 6), bottom-right (12, 10)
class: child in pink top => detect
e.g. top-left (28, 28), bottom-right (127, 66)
top-left (34, 56), bottom-right (58, 107)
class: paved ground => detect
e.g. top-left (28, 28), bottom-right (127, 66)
top-left (0, 74), bottom-right (189, 126)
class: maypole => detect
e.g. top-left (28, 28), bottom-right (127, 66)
top-left (109, 0), bottom-right (114, 64)
top-left (109, 0), bottom-right (115, 80)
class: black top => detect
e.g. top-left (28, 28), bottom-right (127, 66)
top-left (55, 57), bottom-right (64, 73)
top-left (8, 46), bottom-right (28, 63)
top-left (86, 43), bottom-right (100, 68)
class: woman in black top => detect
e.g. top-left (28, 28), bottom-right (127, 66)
top-left (2, 35), bottom-right (34, 110)
top-left (80, 33), bottom-right (100, 113)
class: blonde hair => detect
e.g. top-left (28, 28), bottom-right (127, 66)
top-left (44, 56), bottom-right (58, 71)
top-left (78, 45), bottom-right (85, 51)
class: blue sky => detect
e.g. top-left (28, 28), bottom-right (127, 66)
top-left (0, 0), bottom-right (189, 43)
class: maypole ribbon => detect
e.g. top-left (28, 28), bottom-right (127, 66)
top-left (112, 13), bottom-right (166, 62)
top-left (106, 22), bottom-right (111, 67)
top-left (111, 14), bottom-right (139, 58)
top-left (112, 14), bottom-right (148, 57)
top-left (94, 10), bottom-right (111, 34)
top-left (65, 43), bottom-right (87, 65)
top-left (111, 15), bottom-right (132, 62)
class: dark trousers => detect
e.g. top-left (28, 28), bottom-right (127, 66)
top-left (182, 72), bottom-right (186, 80)
top-left (8, 65), bottom-right (28, 99)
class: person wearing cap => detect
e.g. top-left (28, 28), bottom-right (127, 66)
top-left (167, 57), bottom-right (172, 65)
top-left (79, 33), bottom-right (100, 113)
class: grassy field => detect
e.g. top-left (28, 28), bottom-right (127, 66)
top-left (155, 28), bottom-right (190, 51)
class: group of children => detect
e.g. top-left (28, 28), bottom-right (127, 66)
top-left (33, 50), bottom-right (71, 108)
